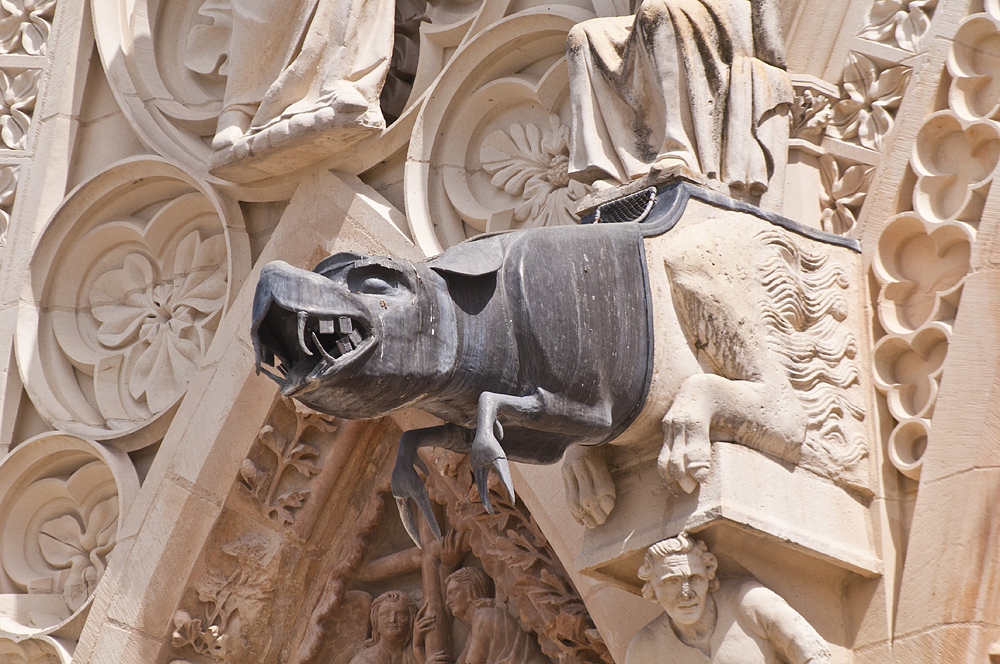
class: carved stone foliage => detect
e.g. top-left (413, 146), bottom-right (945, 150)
top-left (171, 533), bottom-right (279, 663)
top-left (16, 158), bottom-right (249, 450)
top-left (819, 154), bottom-right (874, 235)
top-left (0, 433), bottom-right (139, 641)
top-left (0, 68), bottom-right (39, 150)
top-left (858, 0), bottom-right (936, 53)
top-left (0, 0), bottom-right (56, 56)
top-left (871, 5), bottom-right (998, 479)
top-left (0, 163), bottom-right (18, 261)
top-left (404, 8), bottom-right (594, 255)
top-left (240, 398), bottom-right (337, 525)
top-left (828, 52), bottom-right (910, 152)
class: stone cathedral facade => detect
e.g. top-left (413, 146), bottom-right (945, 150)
top-left (0, 0), bottom-right (996, 662)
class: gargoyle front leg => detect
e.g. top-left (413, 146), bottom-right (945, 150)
top-left (392, 424), bottom-right (470, 547)
top-left (473, 388), bottom-right (613, 514)
top-left (659, 373), bottom-right (807, 492)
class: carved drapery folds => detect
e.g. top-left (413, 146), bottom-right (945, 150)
top-left (16, 158), bottom-right (248, 449)
top-left (872, 3), bottom-right (1000, 479)
top-left (0, 433), bottom-right (139, 642)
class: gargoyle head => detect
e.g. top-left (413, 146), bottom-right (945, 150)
top-left (251, 252), bottom-right (459, 418)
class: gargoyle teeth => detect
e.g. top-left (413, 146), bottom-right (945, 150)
top-left (312, 331), bottom-right (337, 363)
top-left (298, 311), bottom-right (313, 356)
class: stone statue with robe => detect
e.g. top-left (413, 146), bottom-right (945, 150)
top-left (566, 0), bottom-right (793, 194)
top-left (189, 0), bottom-right (393, 171)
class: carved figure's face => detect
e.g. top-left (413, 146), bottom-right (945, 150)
top-left (649, 553), bottom-right (712, 625)
top-left (375, 599), bottom-right (412, 646)
top-left (251, 254), bottom-right (457, 417)
top-left (445, 579), bottom-right (473, 620)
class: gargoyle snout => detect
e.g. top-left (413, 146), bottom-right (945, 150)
top-left (251, 261), bottom-right (372, 386)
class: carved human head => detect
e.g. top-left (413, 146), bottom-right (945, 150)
top-left (366, 590), bottom-right (418, 649)
top-left (445, 567), bottom-right (494, 619)
top-left (638, 533), bottom-right (719, 625)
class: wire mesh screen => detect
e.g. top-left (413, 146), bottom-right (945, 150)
top-left (594, 187), bottom-right (657, 224)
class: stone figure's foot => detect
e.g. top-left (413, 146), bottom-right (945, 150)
top-left (212, 108), bottom-right (253, 151)
top-left (649, 152), bottom-right (699, 178)
top-left (562, 445), bottom-right (615, 528)
top-left (659, 385), bottom-right (714, 493)
top-left (324, 86), bottom-right (369, 115)
top-left (471, 419), bottom-right (514, 514)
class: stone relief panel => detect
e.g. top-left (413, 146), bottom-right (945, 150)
top-left (870, 3), bottom-right (1000, 479)
top-left (290, 449), bottom-right (610, 664)
top-left (171, 533), bottom-right (279, 663)
top-left (16, 158), bottom-right (249, 450)
top-left (0, 433), bottom-right (139, 643)
top-left (239, 397), bottom-right (338, 525)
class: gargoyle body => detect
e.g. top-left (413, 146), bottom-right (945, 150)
top-left (251, 183), bottom-right (863, 542)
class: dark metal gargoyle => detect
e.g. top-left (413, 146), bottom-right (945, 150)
top-left (251, 182), bottom-right (865, 545)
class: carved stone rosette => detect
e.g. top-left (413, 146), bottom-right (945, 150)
top-left (15, 157), bottom-right (249, 450)
top-left (0, 432), bottom-right (139, 643)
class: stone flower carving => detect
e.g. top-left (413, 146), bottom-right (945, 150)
top-left (819, 154), bottom-right (874, 235)
top-left (38, 497), bottom-right (118, 612)
top-left (0, 68), bottom-right (38, 149)
top-left (89, 230), bottom-right (227, 414)
top-left (0, 0), bottom-right (56, 56)
top-left (829, 53), bottom-right (910, 152)
top-left (481, 115), bottom-right (591, 228)
top-left (0, 164), bottom-right (16, 253)
top-left (791, 87), bottom-right (834, 142)
top-left (859, 0), bottom-right (936, 53)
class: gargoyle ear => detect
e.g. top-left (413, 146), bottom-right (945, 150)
top-left (425, 234), bottom-right (506, 277)
top-left (313, 252), bottom-right (365, 276)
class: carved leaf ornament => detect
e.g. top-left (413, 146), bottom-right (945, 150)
top-left (89, 232), bottom-right (227, 413)
top-left (859, 0), bottom-right (937, 53)
top-left (0, 0), bottom-right (56, 56)
top-left (830, 53), bottom-right (909, 151)
top-left (0, 68), bottom-right (38, 149)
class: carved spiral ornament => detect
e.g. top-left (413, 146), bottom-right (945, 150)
top-left (0, 433), bottom-right (139, 641)
top-left (16, 157), bottom-right (249, 449)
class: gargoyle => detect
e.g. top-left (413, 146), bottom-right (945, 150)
top-left (251, 183), bottom-right (865, 543)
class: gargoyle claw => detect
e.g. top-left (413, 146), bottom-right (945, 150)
top-left (391, 461), bottom-right (441, 548)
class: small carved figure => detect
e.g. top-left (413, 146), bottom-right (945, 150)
top-left (627, 533), bottom-right (832, 664)
top-left (350, 591), bottom-right (420, 664)
top-left (440, 567), bottom-right (549, 664)
top-left (199, 0), bottom-right (393, 154)
top-left (251, 184), bottom-right (864, 542)
top-left (565, 0), bottom-right (793, 193)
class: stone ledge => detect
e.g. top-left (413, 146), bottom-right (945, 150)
top-left (577, 442), bottom-right (881, 594)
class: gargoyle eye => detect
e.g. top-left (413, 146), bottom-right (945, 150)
top-left (347, 263), bottom-right (412, 296)
top-left (359, 276), bottom-right (394, 294)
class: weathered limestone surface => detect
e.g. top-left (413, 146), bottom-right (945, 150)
top-left (0, 0), bottom-right (995, 662)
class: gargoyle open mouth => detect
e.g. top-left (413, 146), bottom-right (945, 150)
top-left (253, 305), bottom-right (375, 391)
